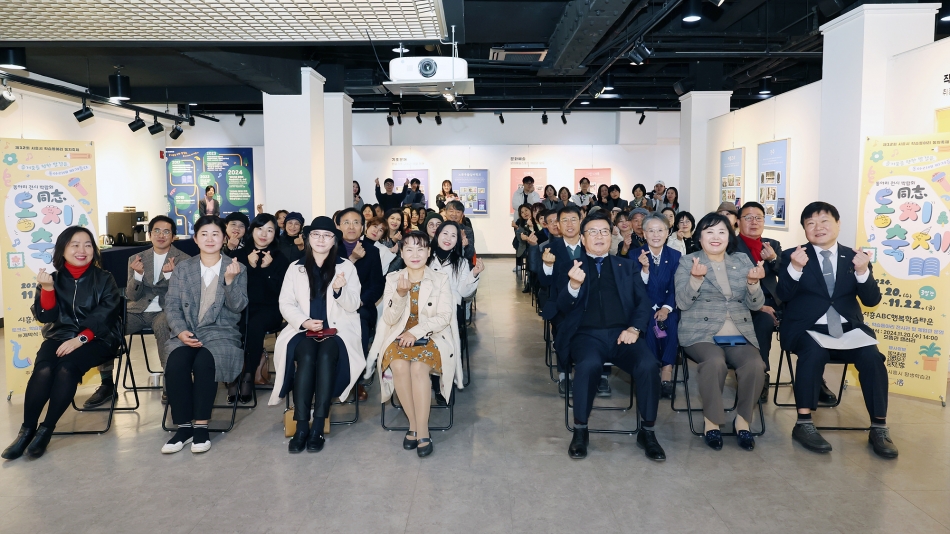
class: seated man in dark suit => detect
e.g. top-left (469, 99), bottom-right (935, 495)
top-left (335, 208), bottom-right (384, 401)
top-left (777, 202), bottom-right (897, 458)
top-left (553, 212), bottom-right (665, 461)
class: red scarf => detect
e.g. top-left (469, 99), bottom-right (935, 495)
top-left (739, 234), bottom-right (763, 263)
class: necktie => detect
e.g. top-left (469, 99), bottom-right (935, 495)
top-left (820, 250), bottom-right (844, 338)
top-left (593, 257), bottom-right (604, 276)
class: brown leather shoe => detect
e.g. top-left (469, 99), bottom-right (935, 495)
top-left (357, 384), bottom-right (368, 402)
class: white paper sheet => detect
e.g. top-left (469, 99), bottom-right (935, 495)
top-left (807, 328), bottom-right (879, 350)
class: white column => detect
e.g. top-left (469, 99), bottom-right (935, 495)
top-left (263, 67), bottom-right (326, 217)
top-left (323, 93), bottom-right (353, 214)
top-left (679, 91), bottom-right (732, 213)
top-left (818, 3), bottom-right (939, 244)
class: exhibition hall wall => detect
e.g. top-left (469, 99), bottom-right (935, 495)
top-left (352, 111), bottom-right (682, 254)
top-left (885, 35), bottom-right (950, 135)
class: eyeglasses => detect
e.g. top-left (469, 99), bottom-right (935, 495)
top-left (741, 215), bottom-right (764, 222)
top-left (151, 229), bottom-right (172, 236)
top-left (559, 217), bottom-right (579, 224)
top-left (584, 229), bottom-right (611, 237)
top-left (339, 220), bottom-right (362, 227)
top-left (309, 231), bottom-right (335, 241)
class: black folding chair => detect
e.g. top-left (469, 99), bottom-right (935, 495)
top-left (679, 356), bottom-right (766, 437)
top-left (283, 388), bottom-right (361, 427)
top-left (381, 386), bottom-right (455, 432)
top-left (458, 303), bottom-right (472, 387)
top-left (563, 366), bottom-right (640, 435)
top-left (122, 327), bottom-right (163, 392)
top-left (771, 350), bottom-right (865, 431)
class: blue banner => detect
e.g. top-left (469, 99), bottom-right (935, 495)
top-left (451, 169), bottom-right (489, 216)
top-left (756, 140), bottom-right (789, 228)
top-left (165, 147), bottom-right (255, 235)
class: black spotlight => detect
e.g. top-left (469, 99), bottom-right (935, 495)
top-left (561, 113), bottom-right (567, 125)
top-left (148, 117), bottom-right (164, 135)
top-left (387, 114), bottom-right (394, 126)
top-left (169, 122), bottom-right (184, 140)
top-left (396, 113), bottom-right (402, 125)
top-left (128, 112), bottom-right (146, 132)
top-left (588, 77), bottom-right (605, 98)
top-left (498, 112), bottom-right (504, 124)
top-left (542, 112), bottom-right (548, 124)
top-left (74, 99), bottom-right (94, 122)
top-left (629, 49), bottom-right (645, 65)
top-left (238, 113), bottom-right (246, 127)
top-left (758, 77), bottom-right (772, 95)
top-left (435, 112), bottom-right (442, 125)
top-left (0, 47), bottom-right (27, 70)
top-left (108, 69), bottom-right (131, 101)
top-left (416, 113), bottom-right (423, 124)
top-left (940, 2), bottom-right (950, 21)
top-left (683, 0), bottom-right (702, 22)
top-left (188, 116), bottom-right (196, 127)
top-left (639, 112), bottom-right (646, 125)
top-left (0, 81), bottom-right (16, 111)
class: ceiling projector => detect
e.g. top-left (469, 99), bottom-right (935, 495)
top-left (383, 56), bottom-right (474, 98)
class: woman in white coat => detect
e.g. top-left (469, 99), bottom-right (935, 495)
top-left (366, 231), bottom-right (458, 458)
top-left (268, 217), bottom-right (365, 454)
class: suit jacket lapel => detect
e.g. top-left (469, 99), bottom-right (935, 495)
top-left (834, 246), bottom-right (853, 298)
top-left (803, 245), bottom-right (826, 290)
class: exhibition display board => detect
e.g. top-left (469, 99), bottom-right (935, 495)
top-left (757, 140), bottom-right (789, 228)
top-left (392, 169), bottom-right (429, 207)
top-left (510, 168), bottom-right (546, 214)
top-left (574, 168), bottom-right (611, 192)
top-left (720, 148), bottom-right (744, 207)
top-left (451, 169), bottom-right (489, 215)
top-left (165, 147), bottom-right (254, 235)
top-left (1, 139), bottom-right (99, 395)
top-left (857, 133), bottom-right (950, 403)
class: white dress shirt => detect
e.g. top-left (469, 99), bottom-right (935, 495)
top-left (786, 243), bottom-right (869, 324)
top-left (201, 257), bottom-right (223, 288)
top-left (133, 251), bottom-right (172, 312)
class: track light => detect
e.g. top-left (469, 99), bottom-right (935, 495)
top-left (0, 81), bottom-right (15, 111)
top-left (758, 77), bottom-right (772, 95)
top-left (561, 113), bottom-right (567, 125)
top-left (148, 117), bottom-right (164, 135)
top-left (639, 112), bottom-right (646, 125)
top-left (941, 3), bottom-right (950, 21)
top-left (683, 0), bottom-right (702, 22)
top-left (74, 99), bottom-right (94, 122)
top-left (0, 47), bottom-right (27, 70)
top-left (397, 113), bottom-right (402, 125)
top-left (169, 122), bottom-right (184, 140)
top-left (238, 113), bottom-right (246, 127)
top-left (497, 112), bottom-right (504, 124)
top-left (435, 112), bottom-right (442, 125)
top-left (542, 112), bottom-right (548, 124)
top-left (188, 116), bottom-right (196, 127)
top-left (588, 77), bottom-right (605, 99)
top-left (108, 68), bottom-right (131, 101)
top-left (628, 49), bottom-right (644, 65)
top-left (387, 114), bottom-right (394, 126)
top-left (604, 74), bottom-right (614, 91)
top-left (444, 93), bottom-right (455, 102)
top-left (416, 113), bottom-right (423, 124)
top-left (128, 112), bottom-right (146, 132)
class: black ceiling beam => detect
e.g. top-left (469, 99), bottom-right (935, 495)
top-left (704, 0), bottom-right (768, 31)
top-left (87, 85), bottom-right (264, 105)
top-left (179, 50), bottom-right (302, 95)
top-left (651, 51), bottom-right (822, 59)
top-left (541, 0), bottom-right (637, 76)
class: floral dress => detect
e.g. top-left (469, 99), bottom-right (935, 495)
top-left (381, 283), bottom-right (443, 374)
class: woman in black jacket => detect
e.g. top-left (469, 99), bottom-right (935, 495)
top-left (233, 213), bottom-right (290, 403)
top-left (2, 227), bottom-right (121, 460)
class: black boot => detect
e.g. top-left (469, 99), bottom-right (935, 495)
top-left (83, 380), bottom-right (114, 408)
top-left (288, 421), bottom-right (309, 454)
top-left (1, 425), bottom-right (36, 460)
top-left (26, 425), bottom-right (54, 459)
top-left (307, 419), bottom-right (326, 453)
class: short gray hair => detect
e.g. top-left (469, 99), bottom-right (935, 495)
top-left (642, 212), bottom-right (670, 230)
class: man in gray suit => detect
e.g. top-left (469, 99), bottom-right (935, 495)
top-left (84, 216), bottom-right (189, 407)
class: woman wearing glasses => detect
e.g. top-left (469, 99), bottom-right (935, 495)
top-left (269, 217), bottom-right (365, 454)
top-left (366, 231), bottom-right (457, 458)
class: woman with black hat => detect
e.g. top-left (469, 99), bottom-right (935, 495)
top-left (223, 211), bottom-right (251, 256)
top-left (278, 211), bottom-right (306, 263)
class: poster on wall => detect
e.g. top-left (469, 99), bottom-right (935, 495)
top-left (1, 138), bottom-right (99, 395)
top-left (757, 140), bottom-right (788, 228)
top-left (719, 148), bottom-right (744, 208)
top-left (392, 169), bottom-right (429, 207)
top-left (165, 147), bottom-right (254, 235)
top-left (856, 134), bottom-right (950, 403)
top-left (510, 168), bottom-right (547, 214)
top-left (451, 169), bottom-right (489, 215)
top-left (573, 168), bottom-right (611, 194)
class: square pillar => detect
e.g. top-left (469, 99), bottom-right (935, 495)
top-left (679, 91), bottom-right (732, 213)
top-left (324, 92), bottom-right (353, 214)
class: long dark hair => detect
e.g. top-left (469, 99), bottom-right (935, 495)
top-left (597, 184), bottom-right (609, 202)
top-left (693, 213), bottom-right (738, 254)
top-left (665, 186), bottom-right (680, 210)
top-left (516, 203), bottom-right (533, 228)
top-left (302, 231), bottom-right (339, 300)
top-left (383, 208), bottom-right (404, 240)
top-left (52, 226), bottom-right (102, 270)
top-left (430, 221), bottom-right (466, 274)
top-left (247, 213), bottom-right (280, 251)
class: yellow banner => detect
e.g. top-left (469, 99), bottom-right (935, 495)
top-left (2, 139), bottom-right (98, 395)
top-left (857, 134), bottom-right (950, 403)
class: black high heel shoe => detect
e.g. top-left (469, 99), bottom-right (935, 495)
top-left (1, 425), bottom-right (36, 460)
top-left (416, 438), bottom-right (434, 457)
top-left (403, 431), bottom-right (418, 450)
top-left (239, 373), bottom-right (254, 404)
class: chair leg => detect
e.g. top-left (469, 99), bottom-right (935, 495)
top-left (162, 384), bottom-right (239, 433)
top-left (380, 389), bottom-right (454, 432)
top-left (563, 373), bottom-right (640, 435)
top-left (122, 333), bottom-right (162, 391)
top-left (53, 345), bottom-right (130, 435)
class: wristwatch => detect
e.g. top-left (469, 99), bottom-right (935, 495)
top-left (78, 334), bottom-right (89, 344)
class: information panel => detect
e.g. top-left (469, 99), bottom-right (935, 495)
top-left (857, 134), bottom-right (950, 402)
top-left (510, 168), bottom-right (546, 215)
top-left (720, 148), bottom-right (744, 208)
top-left (451, 169), bottom-right (489, 215)
top-left (165, 147), bottom-right (254, 235)
top-left (392, 169), bottom-right (429, 207)
top-left (756, 140), bottom-right (789, 228)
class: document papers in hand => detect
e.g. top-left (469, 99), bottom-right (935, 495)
top-left (807, 329), bottom-right (879, 350)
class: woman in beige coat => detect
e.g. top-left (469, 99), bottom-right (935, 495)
top-left (366, 231), bottom-right (458, 458)
top-left (268, 217), bottom-right (365, 454)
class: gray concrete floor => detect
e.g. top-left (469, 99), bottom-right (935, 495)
top-left (0, 257), bottom-right (949, 533)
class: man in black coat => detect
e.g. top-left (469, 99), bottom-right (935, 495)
top-left (553, 212), bottom-right (665, 461)
top-left (776, 202), bottom-right (897, 459)
top-left (374, 177), bottom-right (409, 211)
top-left (335, 208), bottom-right (384, 401)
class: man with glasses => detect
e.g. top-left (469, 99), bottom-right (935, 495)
top-left (84, 215), bottom-right (189, 407)
top-left (335, 208), bottom-right (384, 401)
top-left (553, 212), bottom-right (664, 460)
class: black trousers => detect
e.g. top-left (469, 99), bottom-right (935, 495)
top-left (569, 327), bottom-right (659, 424)
top-left (357, 305), bottom-right (376, 358)
top-left (244, 305), bottom-right (284, 374)
top-left (23, 338), bottom-right (113, 429)
top-left (165, 346), bottom-right (217, 425)
top-left (293, 338), bottom-right (341, 422)
top-left (790, 323), bottom-right (888, 418)
top-left (751, 310), bottom-right (777, 371)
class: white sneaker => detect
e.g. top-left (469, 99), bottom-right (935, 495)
top-left (191, 440), bottom-right (212, 453)
top-left (161, 437), bottom-right (192, 454)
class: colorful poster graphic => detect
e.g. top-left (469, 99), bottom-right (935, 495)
top-left (392, 169), bottom-right (429, 207)
top-left (510, 168), bottom-right (547, 215)
top-left (573, 168), bottom-right (611, 193)
top-left (165, 147), bottom-right (254, 235)
top-left (757, 140), bottom-right (789, 228)
top-left (857, 134), bottom-right (950, 403)
top-left (1, 138), bottom-right (98, 395)
top-left (720, 148), bottom-right (744, 208)
top-left (451, 169), bottom-right (489, 215)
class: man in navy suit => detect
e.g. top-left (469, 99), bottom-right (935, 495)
top-left (553, 212), bottom-right (665, 461)
top-left (777, 202), bottom-right (897, 458)
top-left (336, 208), bottom-right (384, 401)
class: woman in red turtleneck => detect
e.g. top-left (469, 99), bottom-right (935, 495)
top-left (1, 227), bottom-right (121, 461)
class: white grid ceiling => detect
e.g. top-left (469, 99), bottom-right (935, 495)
top-left (0, 0), bottom-right (446, 41)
